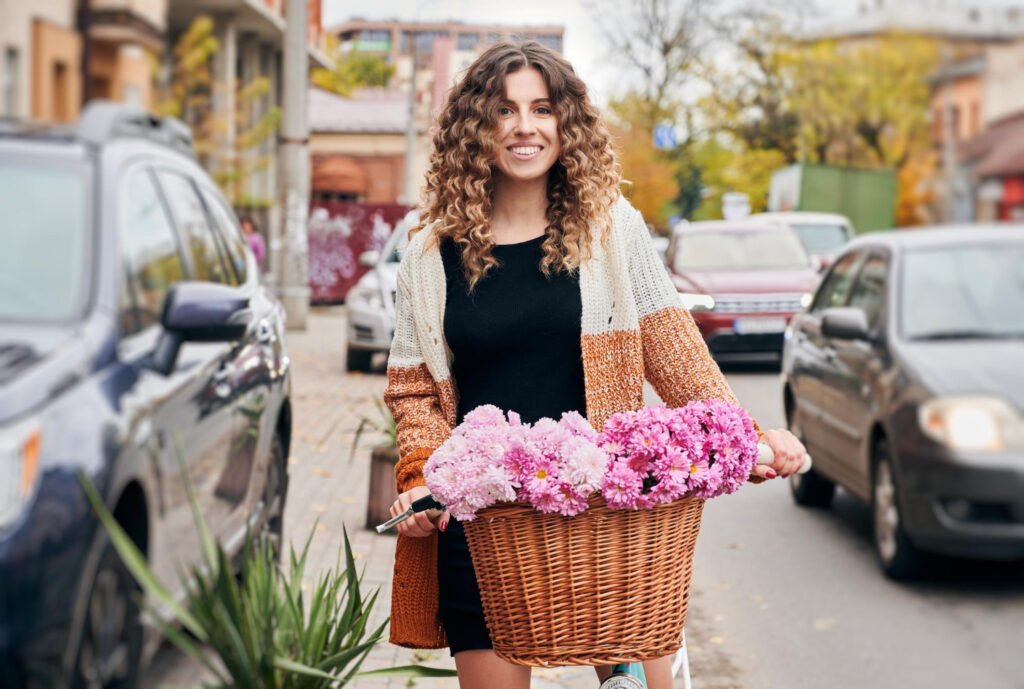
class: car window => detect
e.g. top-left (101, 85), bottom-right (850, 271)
top-left (810, 250), bottom-right (863, 313)
top-left (673, 230), bottom-right (809, 271)
top-left (846, 253), bottom-right (887, 331)
top-left (156, 171), bottom-right (231, 284)
top-left (0, 153), bottom-right (89, 322)
top-left (198, 186), bottom-right (248, 284)
top-left (902, 243), bottom-right (1024, 340)
top-left (119, 169), bottom-right (187, 334)
top-left (790, 223), bottom-right (852, 255)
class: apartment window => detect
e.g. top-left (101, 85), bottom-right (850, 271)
top-left (457, 32), bottom-right (479, 50)
top-left (53, 61), bottom-right (69, 121)
top-left (537, 34), bottom-right (563, 52)
top-left (3, 47), bottom-right (18, 116)
top-left (486, 32), bottom-right (501, 44)
top-left (361, 30), bottom-right (390, 42)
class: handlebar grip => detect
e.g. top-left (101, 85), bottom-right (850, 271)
top-left (757, 443), bottom-right (813, 474)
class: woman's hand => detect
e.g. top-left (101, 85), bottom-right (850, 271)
top-left (389, 486), bottom-right (449, 537)
top-left (750, 428), bottom-right (807, 481)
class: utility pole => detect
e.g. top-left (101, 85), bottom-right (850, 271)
top-left (941, 44), bottom-right (958, 223)
top-left (402, 34), bottom-right (418, 205)
top-left (278, 0), bottom-right (311, 330)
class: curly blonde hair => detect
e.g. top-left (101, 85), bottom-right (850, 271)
top-left (412, 40), bottom-right (620, 290)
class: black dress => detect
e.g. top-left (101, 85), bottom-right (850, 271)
top-left (438, 234), bottom-right (587, 655)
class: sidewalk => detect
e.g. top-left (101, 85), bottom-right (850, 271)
top-left (145, 306), bottom-right (601, 688)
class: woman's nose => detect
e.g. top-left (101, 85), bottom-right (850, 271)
top-left (513, 113), bottom-right (536, 135)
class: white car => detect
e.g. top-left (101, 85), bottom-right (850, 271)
top-left (749, 211), bottom-right (854, 270)
top-left (344, 210), bottom-right (416, 371)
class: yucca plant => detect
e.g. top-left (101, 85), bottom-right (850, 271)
top-left (78, 458), bottom-right (454, 687)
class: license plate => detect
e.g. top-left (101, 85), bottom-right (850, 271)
top-left (733, 317), bottom-right (787, 334)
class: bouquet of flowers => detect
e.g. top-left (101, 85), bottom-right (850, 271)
top-left (598, 401), bottom-right (759, 510)
top-left (424, 400), bottom-right (759, 521)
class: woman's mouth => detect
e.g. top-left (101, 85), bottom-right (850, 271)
top-left (508, 145), bottom-right (542, 161)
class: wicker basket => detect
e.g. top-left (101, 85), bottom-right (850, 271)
top-left (461, 495), bottom-right (704, 667)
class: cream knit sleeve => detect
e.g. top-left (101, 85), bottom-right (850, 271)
top-left (383, 261), bottom-right (455, 493)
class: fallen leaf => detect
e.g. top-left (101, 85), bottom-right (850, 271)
top-left (709, 636), bottom-right (725, 645)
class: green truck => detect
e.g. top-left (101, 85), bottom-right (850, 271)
top-left (768, 163), bottom-right (898, 233)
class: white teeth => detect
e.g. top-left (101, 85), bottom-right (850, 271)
top-left (511, 146), bottom-right (540, 155)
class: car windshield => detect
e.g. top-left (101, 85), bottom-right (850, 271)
top-left (0, 152), bottom-right (91, 322)
top-left (674, 229), bottom-right (810, 272)
top-left (790, 223), bottom-right (851, 255)
top-left (902, 243), bottom-right (1024, 340)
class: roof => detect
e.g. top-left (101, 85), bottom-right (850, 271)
top-left (750, 212), bottom-right (853, 226)
top-left (845, 225), bottom-right (1024, 252)
top-left (308, 87), bottom-right (408, 134)
top-left (959, 110), bottom-right (1024, 177)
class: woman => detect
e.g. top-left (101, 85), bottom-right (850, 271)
top-left (384, 41), bottom-right (806, 689)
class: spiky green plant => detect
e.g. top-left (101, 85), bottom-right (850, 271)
top-left (78, 456), bottom-right (453, 687)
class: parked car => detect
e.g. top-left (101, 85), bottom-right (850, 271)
top-left (0, 102), bottom-right (292, 687)
top-left (344, 210), bottom-right (415, 371)
top-left (665, 220), bottom-right (820, 362)
top-left (781, 225), bottom-right (1024, 578)
top-left (749, 211), bottom-right (855, 270)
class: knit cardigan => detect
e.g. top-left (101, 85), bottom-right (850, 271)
top-left (383, 196), bottom-right (748, 649)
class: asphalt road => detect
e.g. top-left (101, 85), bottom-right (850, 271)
top-left (655, 364), bottom-right (1024, 689)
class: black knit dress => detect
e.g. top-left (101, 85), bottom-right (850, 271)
top-left (437, 234), bottom-right (587, 655)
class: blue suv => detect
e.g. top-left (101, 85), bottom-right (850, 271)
top-left (0, 102), bottom-right (292, 688)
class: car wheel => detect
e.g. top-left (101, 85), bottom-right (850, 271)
top-left (259, 433), bottom-right (289, 560)
top-left (786, 403), bottom-right (834, 508)
top-left (872, 438), bottom-right (922, 580)
top-left (70, 538), bottom-right (143, 689)
top-left (346, 346), bottom-right (374, 372)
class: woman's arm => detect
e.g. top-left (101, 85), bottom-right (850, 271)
top-left (383, 267), bottom-right (453, 494)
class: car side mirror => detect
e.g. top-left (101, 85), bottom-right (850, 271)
top-left (821, 307), bottom-right (870, 341)
top-left (359, 250), bottom-right (380, 269)
top-left (148, 282), bottom-right (252, 376)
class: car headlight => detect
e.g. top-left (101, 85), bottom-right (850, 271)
top-left (348, 285), bottom-right (385, 311)
top-left (800, 292), bottom-right (813, 309)
top-left (679, 293), bottom-right (715, 311)
top-left (918, 396), bottom-right (1024, 452)
top-left (0, 418), bottom-right (42, 531)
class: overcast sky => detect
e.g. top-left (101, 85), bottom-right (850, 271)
top-left (321, 0), bottom-right (1020, 104)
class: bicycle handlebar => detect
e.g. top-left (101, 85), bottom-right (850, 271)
top-left (375, 444), bottom-right (813, 532)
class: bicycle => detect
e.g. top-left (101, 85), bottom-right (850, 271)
top-left (379, 443), bottom-right (810, 689)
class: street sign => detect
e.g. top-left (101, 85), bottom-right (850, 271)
top-left (653, 124), bottom-right (677, 150)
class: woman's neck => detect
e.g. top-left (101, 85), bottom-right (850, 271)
top-left (490, 173), bottom-right (549, 244)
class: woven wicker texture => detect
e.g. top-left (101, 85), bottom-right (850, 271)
top-left (462, 496), bottom-right (704, 667)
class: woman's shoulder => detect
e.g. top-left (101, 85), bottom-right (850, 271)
top-left (397, 221), bottom-right (442, 280)
top-left (602, 195), bottom-right (646, 247)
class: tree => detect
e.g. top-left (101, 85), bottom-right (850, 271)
top-left (158, 16), bottom-right (281, 206)
top-left (312, 35), bottom-right (395, 97)
top-left (590, 0), bottom-right (713, 134)
top-left (609, 118), bottom-right (679, 228)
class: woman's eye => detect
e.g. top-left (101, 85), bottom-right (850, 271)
top-left (536, 107), bottom-right (552, 115)
top-left (498, 107), bottom-right (513, 116)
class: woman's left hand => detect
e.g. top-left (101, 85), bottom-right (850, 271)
top-left (750, 428), bottom-right (807, 481)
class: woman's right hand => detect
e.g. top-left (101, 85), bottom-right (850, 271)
top-left (390, 486), bottom-right (448, 537)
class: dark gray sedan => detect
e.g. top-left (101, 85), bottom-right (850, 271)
top-left (780, 226), bottom-right (1024, 578)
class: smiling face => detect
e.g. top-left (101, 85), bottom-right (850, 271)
top-left (492, 67), bottom-right (561, 185)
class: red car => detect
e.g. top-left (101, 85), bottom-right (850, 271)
top-left (665, 220), bottom-right (821, 362)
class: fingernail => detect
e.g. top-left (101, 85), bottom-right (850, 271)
top-left (439, 520), bottom-right (448, 532)
top-left (766, 469), bottom-right (778, 479)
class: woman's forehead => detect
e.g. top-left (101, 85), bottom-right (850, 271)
top-left (503, 68), bottom-right (550, 101)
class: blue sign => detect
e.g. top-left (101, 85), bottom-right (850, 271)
top-left (653, 124), bottom-right (677, 150)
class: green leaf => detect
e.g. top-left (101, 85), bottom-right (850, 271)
top-left (77, 471), bottom-right (207, 640)
top-left (357, 665), bottom-right (460, 678)
top-left (273, 656), bottom-right (337, 680)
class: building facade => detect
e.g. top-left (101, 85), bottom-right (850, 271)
top-left (315, 19), bottom-right (565, 204)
